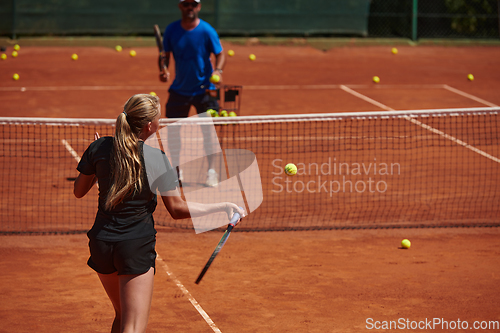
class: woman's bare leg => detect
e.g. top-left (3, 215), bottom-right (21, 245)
top-left (98, 272), bottom-right (121, 333)
top-left (119, 267), bottom-right (155, 333)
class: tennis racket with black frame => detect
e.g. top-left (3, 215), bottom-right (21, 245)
top-left (154, 24), bottom-right (168, 80)
top-left (195, 211), bottom-right (242, 284)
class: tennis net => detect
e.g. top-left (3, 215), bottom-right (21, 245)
top-left (1, 107), bottom-right (499, 234)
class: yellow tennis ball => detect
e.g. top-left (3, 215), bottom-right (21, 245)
top-left (228, 49), bottom-right (235, 56)
top-left (285, 163), bottom-right (297, 176)
top-left (391, 47), bottom-right (398, 55)
top-left (1, 54), bottom-right (6, 60)
top-left (401, 239), bottom-right (411, 249)
top-left (206, 109), bottom-right (217, 117)
top-left (11, 51), bottom-right (18, 58)
top-left (219, 110), bottom-right (228, 117)
top-left (228, 111), bottom-right (237, 117)
top-left (115, 45), bottom-right (122, 52)
top-left (150, 91), bottom-right (157, 96)
top-left (249, 54), bottom-right (256, 61)
top-left (373, 76), bottom-right (380, 83)
top-left (13, 73), bottom-right (19, 81)
top-left (71, 53), bottom-right (78, 60)
top-left (467, 74), bottom-right (474, 81)
top-left (129, 50), bottom-right (136, 57)
top-left (14, 44), bottom-right (20, 51)
top-left (209, 74), bottom-right (220, 83)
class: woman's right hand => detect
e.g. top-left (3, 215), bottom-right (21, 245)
top-left (224, 204), bottom-right (245, 224)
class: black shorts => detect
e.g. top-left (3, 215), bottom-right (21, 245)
top-left (87, 235), bottom-right (156, 275)
top-left (166, 90), bottom-right (220, 118)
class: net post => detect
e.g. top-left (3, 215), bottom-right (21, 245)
top-left (412, 0), bottom-right (418, 41)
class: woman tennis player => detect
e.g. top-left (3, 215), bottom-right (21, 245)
top-left (73, 93), bottom-right (244, 333)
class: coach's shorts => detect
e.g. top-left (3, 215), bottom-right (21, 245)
top-left (87, 235), bottom-right (156, 275)
top-left (166, 90), bottom-right (220, 118)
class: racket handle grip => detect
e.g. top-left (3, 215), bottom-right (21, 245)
top-left (229, 212), bottom-right (241, 226)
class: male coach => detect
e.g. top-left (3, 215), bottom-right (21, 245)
top-left (159, 0), bottom-right (225, 187)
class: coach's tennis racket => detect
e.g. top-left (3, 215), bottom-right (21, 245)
top-left (154, 24), bottom-right (168, 80)
top-left (195, 211), bottom-right (242, 284)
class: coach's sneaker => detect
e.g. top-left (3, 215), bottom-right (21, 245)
top-left (206, 169), bottom-right (218, 187)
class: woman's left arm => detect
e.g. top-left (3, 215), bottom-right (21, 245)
top-left (74, 173), bottom-right (97, 198)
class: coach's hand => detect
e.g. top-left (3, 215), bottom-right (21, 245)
top-left (211, 69), bottom-right (223, 85)
top-left (159, 70), bottom-right (169, 82)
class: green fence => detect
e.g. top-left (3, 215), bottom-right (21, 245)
top-left (0, 0), bottom-right (178, 38)
top-left (209, 0), bottom-right (371, 36)
top-left (1, 0), bottom-right (499, 40)
top-left (0, 0), bottom-right (370, 38)
top-left (370, 0), bottom-right (500, 39)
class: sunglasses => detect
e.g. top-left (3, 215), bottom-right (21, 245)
top-left (181, 2), bottom-right (199, 8)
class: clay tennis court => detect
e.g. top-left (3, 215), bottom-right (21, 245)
top-left (1, 41), bottom-right (500, 332)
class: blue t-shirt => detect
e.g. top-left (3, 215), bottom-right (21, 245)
top-left (163, 19), bottom-right (223, 96)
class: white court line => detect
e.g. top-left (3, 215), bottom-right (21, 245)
top-left (1, 84), bottom-right (342, 92)
top-left (157, 254), bottom-right (222, 333)
top-left (0, 84), bottom-right (452, 92)
top-left (346, 84), bottom-right (447, 90)
top-left (245, 84), bottom-right (340, 90)
top-left (61, 139), bottom-right (81, 163)
top-left (0, 85), bottom-right (167, 92)
top-left (443, 85), bottom-right (499, 107)
top-left (340, 85), bottom-right (500, 164)
top-left (405, 117), bottom-right (500, 163)
top-left (340, 85), bottom-right (393, 111)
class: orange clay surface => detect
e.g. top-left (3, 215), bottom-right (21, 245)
top-left (0, 42), bottom-right (500, 332)
top-left (1, 43), bottom-right (499, 118)
top-left (1, 228), bottom-right (500, 332)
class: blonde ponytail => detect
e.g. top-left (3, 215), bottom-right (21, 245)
top-left (105, 94), bottom-right (160, 210)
